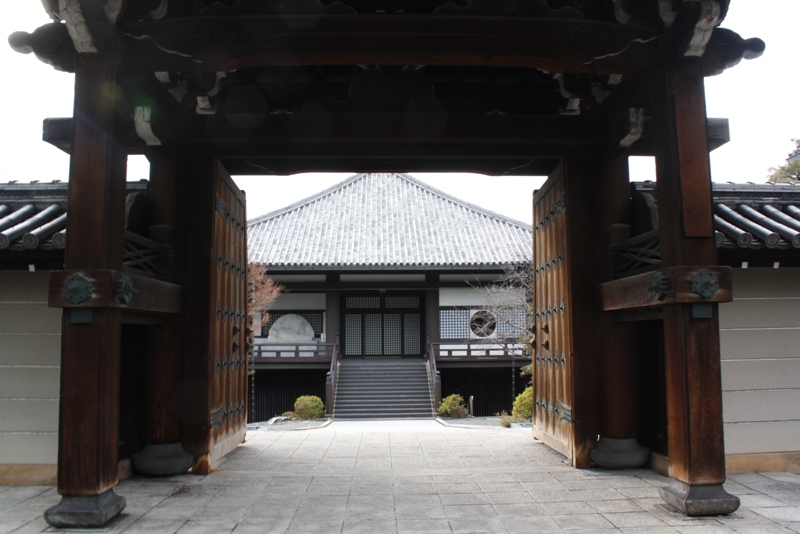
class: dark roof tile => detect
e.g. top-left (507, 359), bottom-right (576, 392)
top-left (248, 173), bottom-right (533, 269)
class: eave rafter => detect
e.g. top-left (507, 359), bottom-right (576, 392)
top-left (9, 0), bottom-right (761, 77)
top-left (121, 15), bottom-right (660, 74)
top-left (10, 0), bottom-right (763, 172)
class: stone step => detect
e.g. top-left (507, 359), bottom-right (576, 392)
top-left (336, 385), bottom-right (430, 391)
top-left (333, 358), bottom-right (434, 419)
top-left (335, 415), bottom-right (434, 419)
top-left (335, 400), bottom-right (432, 408)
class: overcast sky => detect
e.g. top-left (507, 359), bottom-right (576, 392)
top-left (1, 2), bottom-right (797, 224)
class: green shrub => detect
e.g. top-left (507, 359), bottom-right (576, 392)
top-left (512, 386), bottom-right (533, 420)
top-left (438, 394), bottom-right (465, 417)
top-left (293, 395), bottom-right (324, 419)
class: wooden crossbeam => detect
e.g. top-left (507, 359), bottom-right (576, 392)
top-left (596, 266), bottom-right (732, 312)
top-left (49, 270), bottom-right (185, 314)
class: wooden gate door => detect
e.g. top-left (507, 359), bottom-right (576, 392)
top-left (208, 165), bottom-right (248, 465)
top-left (532, 165), bottom-right (575, 463)
top-left (185, 161), bottom-right (248, 473)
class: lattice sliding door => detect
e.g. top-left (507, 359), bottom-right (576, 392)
top-left (342, 293), bottom-right (423, 357)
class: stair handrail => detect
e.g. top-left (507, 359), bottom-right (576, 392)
top-left (425, 335), bottom-right (442, 412)
top-left (325, 336), bottom-right (341, 416)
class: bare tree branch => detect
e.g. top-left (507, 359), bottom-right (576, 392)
top-left (247, 262), bottom-right (283, 327)
top-left (471, 262), bottom-right (535, 375)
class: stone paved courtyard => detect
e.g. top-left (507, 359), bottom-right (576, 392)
top-left (1, 420), bottom-right (799, 533)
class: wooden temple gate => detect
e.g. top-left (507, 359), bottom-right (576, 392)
top-left (9, 0), bottom-right (764, 527)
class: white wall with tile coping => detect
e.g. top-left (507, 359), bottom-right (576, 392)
top-left (720, 268), bottom-right (800, 456)
top-left (0, 271), bottom-right (61, 465)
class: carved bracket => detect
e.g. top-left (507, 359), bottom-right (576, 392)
top-left (701, 28), bottom-right (765, 77)
top-left (36, 0), bottom-right (123, 63)
top-left (673, 0), bottom-right (722, 58)
top-left (134, 106), bottom-right (162, 146)
top-left (618, 107), bottom-right (645, 148)
top-left (8, 23), bottom-right (78, 73)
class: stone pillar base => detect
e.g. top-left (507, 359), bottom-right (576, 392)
top-left (133, 442), bottom-right (194, 476)
top-left (659, 479), bottom-right (740, 516)
top-left (44, 489), bottom-right (126, 528)
top-left (590, 437), bottom-right (649, 469)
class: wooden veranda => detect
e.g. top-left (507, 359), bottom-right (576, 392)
top-left (9, 0), bottom-right (764, 527)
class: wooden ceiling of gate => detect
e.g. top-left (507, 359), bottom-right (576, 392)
top-left (17, 0), bottom-right (763, 175)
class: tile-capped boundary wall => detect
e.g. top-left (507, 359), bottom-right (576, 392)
top-left (0, 271), bottom-right (60, 477)
top-left (720, 268), bottom-right (800, 467)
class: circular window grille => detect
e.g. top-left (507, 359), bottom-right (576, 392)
top-left (470, 310), bottom-right (496, 337)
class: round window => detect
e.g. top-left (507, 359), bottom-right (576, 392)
top-left (470, 310), bottom-right (496, 337)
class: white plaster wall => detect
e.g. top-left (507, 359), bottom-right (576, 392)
top-left (339, 274), bottom-right (425, 282)
top-left (439, 287), bottom-right (488, 307)
top-left (439, 286), bottom-right (525, 308)
top-left (720, 268), bottom-right (800, 455)
top-left (0, 271), bottom-right (61, 464)
top-left (270, 293), bottom-right (326, 310)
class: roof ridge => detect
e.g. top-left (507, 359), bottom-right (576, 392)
top-left (393, 173), bottom-right (532, 230)
top-left (247, 173), bottom-right (532, 229)
top-left (246, 173), bottom-right (368, 224)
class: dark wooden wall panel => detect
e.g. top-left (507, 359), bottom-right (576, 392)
top-left (249, 370), bottom-right (328, 423)
top-left (440, 367), bottom-right (528, 417)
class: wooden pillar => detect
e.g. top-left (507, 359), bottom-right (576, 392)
top-left (131, 152), bottom-right (194, 476)
top-left (590, 153), bottom-right (649, 469)
top-left (45, 58), bottom-right (128, 528)
top-left (181, 153), bottom-right (217, 474)
top-left (652, 57), bottom-right (739, 516)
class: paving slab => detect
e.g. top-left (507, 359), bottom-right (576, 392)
top-left (0, 419), bottom-right (798, 533)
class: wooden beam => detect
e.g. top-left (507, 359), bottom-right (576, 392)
top-left (44, 112), bottom-right (604, 175)
top-left (49, 270), bottom-right (185, 314)
top-left (596, 266), bottom-right (732, 311)
top-left (46, 113), bottom-right (606, 151)
top-left (224, 157), bottom-right (560, 176)
top-left (630, 117), bottom-right (729, 155)
top-left (122, 15), bottom-right (660, 74)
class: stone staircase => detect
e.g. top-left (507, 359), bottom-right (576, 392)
top-left (333, 358), bottom-right (435, 419)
